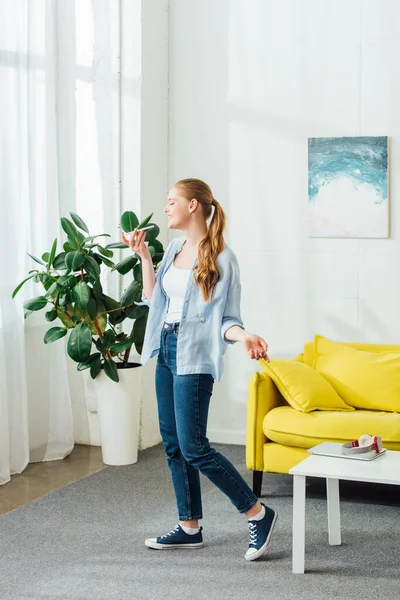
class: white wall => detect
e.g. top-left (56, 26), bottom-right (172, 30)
top-left (168, 0), bottom-right (400, 443)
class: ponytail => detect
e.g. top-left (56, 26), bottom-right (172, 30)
top-left (196, 198), bottom-right (226, 302)
top-left (175, 178), bottom-right (226, 302)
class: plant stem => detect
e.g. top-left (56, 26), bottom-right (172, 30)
top-left (98, 303), bottom-right (135, 315)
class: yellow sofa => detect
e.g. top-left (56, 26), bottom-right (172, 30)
top-left (246, 340), bottom-right (400, 497)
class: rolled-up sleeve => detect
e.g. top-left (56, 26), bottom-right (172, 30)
top-left (221, 257), bottom-right (245, 344)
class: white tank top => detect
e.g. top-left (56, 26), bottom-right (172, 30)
top-left (162, 262), bottom-right (192, 323)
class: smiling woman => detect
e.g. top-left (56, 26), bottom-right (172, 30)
top-left (122, 177), bottom-right (277, 561)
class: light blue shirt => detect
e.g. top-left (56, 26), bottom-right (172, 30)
top-left (138, 236), bottom-right (244, 381)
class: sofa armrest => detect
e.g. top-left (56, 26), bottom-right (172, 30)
top-left (246, 370), bottom-right (286, 471)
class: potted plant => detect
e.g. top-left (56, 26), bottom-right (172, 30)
top-left (12, 211), bottom-right (164, 465)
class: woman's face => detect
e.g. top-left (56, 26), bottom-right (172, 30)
top-left (164, 186), bottom-right (191, 230)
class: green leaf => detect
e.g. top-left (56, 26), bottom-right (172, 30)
top-left (103, 358), bottom-right (119, 383)
top-left (33, 273), bottom-right (48, 284)
top-left (63, 242), bottom-right (77, 253)
top-left (44, 282), bottom-right (58, 298)
top-left (24, 310), bottom-right (33, 319)
top-left (24, 296), bottom-right (48, 311)
top-left (133, 315), bottom-right (147, 341)
top-left (44, 327), bottom-right (67, 344)
top-left (87, 295), bottom-right (97, 321)
top-left (102, 330), bottom-right (116, 349)
top-left (66, 233), bottom-right (85, 250)
top-left (105, 242), bottom-right (130, 249)
top-left (42, 252), bottom-right (50, 262)
top-left (90, 357), bottom-right (102, 379)
top-left (91, 280), bottom-right (103, 299)
top-left (137, 213), bottom-right (154, 230)
top-left (148, 246), bottom-right (155, 258)
top-left (152, 239), bottom-right (164, 253)
top-left (92, 253), bottom-right (103, 265)
top-left (57, 274), bottom-right (76, 288)
top-left (110, 311), bottom-right (126, 326)
top-left (100, 256), bottom-right (115, 268)
top-left (121, 211), bottom-right (139, 233)
top-left (84, 255), bottom-right (100, 279)
top-left (97, 245), bottom-right (113, 258)
top-left (143, 222), bottom-right (159, 242)
top-left (65, 251), bottom-right (86, 271)
top-left (77, 352), bottom-right (101, 371)
top-left (72, 281), bottom-right (91, 309)
top-left (27, 253), bottom-right (45, 266)
top-left (133, 263), bottom-right (143, 284)
top-left (112, 255), bottom-right (138, 275)
top-left (67, 322), bottom-right (92, 362)
top-left (110, 338), bottom-right (135, 354)
top-left (102, 294), bottom-right (121, 312)
top-left (45, 309), bottom-right (58, 322)
top-left (11, 274), bottom-right (36, 298)
top-left (120, 280), bottom-right (141, 307)
top-left (48, 239), bottom-right (58, 267)
top-left (83, 234), bottom-right (111, 243)
top-left (59, 292), bottom-right (69, 306)
top-left (126, 304), bottom-right (148, 320)
top-left (53, 252), bottom-right (67, 270)
top-left (69, 212), bottom-right (89, 234)
top-left (61, 218), bottom-right (80, 243)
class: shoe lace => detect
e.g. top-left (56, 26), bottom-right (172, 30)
top-left (162, 525), bottom-right (180, 539)
top-left (248, 521), bottom-right (258, 546)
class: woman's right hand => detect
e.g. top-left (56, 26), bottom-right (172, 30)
top-left (121, 229), bottom-right (151, 261)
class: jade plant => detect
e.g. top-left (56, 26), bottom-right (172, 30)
top-left (12, 211), bottom-right (164, 383)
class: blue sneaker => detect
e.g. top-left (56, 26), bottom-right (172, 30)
top-left (145, 524), bottom-right (204, 550)
top-left (245, 504), bottom-right (278, 561)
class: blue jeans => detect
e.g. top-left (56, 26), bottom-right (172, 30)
top-left (155, 321), bottom-right (259, 521)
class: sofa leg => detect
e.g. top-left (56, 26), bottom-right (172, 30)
top-left (253, 471), bottom-right (263, 497)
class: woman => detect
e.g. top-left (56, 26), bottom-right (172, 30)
top-left (122, 178), bottom-right (277, 561)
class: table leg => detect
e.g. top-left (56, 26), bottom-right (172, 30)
top-left (326, 477), bottom-right (341, 545)
top-left (292, 474), bottom-right (306, 574)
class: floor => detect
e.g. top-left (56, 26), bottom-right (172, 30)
top-left (0, 445), bottom-right (107, 516)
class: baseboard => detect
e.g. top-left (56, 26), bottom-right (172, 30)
top-left (207, 429), bottom-right (246, 445)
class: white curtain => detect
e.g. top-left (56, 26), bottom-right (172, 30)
top-left (0, 0), bottom-right (122, 485)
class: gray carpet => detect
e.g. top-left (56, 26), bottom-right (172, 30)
top-left (0, 443), bottom-right (399, 600)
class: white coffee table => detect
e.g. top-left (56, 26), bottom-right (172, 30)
top-left (289, 450), bottom-right (400, 574)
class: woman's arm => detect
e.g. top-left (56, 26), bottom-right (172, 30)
top-left (221, 253), bottom-right (270, 361)
top-left (141, 256), bottom-right (157, 302)
top-left (225, 325), bottom-right (270, 361)
top-left (121, 229), bottom-right (156, 303)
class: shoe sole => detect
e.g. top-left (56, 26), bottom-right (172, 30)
top-left (145, 540), bottom-right (204, 550)
top-left (245, 511), bottom-right (278, 561)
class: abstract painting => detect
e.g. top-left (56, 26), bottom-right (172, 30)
top-left (308, 136), bottom-right (389, 238)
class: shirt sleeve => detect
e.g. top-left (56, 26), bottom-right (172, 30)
top-left (221, 254), bottom-right (245, 344)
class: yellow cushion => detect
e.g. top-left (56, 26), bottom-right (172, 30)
top-left (264, 405), bottom-right (400, 448)
top-left (258, 358), bottom-right (354, 413)
top-left (304, 338), bottom-right (400, 367)
top-left (313, 335), bottom-right (400, 412)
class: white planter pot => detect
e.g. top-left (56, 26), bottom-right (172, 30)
top-left (93, 364), bottom-right (142, 466)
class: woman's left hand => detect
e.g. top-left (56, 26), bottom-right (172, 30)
top-left (242, 332), bottom-right (270, 362)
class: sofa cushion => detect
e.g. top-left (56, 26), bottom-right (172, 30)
top-left (264, 405), bottom-right (400, 449)
top-left (303, 337), bottom-right (400, 367)
top-left (313, 335), bottom-right (400, 412)
top-left (258, 358), bottom-right (354, 413)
